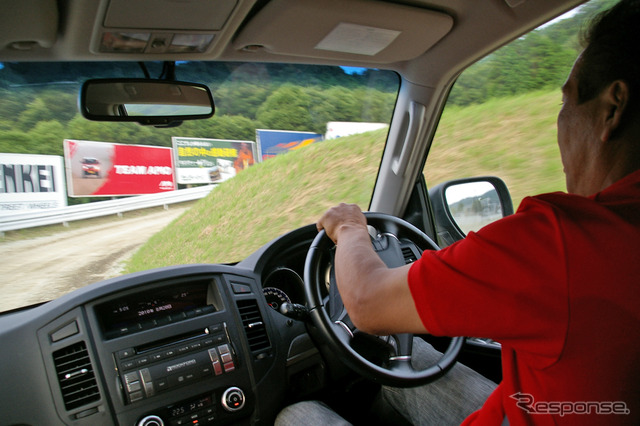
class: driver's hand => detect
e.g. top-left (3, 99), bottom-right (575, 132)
top-left (317, 203), bottom-right (368, 244)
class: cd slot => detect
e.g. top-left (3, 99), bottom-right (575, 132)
top-left (136, 328), bottom-right (209, 354)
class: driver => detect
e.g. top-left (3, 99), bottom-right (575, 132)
top-left (276, 0), bottom-right (640, 424)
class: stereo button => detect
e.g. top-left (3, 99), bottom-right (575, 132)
top-left (129, 390), bottom-right (144, 402)
top-left (121, 360), bottom-right (136, 370)
top-left (140, 368), bottom-right (155, 397)
top-left (124, 372), bottom-right (139, 385)
top-left (212, 360), bottom-right (223, 375)
top-left (200, 365), bottom-right (213, 376)
top-left (167, 374), bottom-right (183, 387)
top-left (208, 323), bottom-right (223, 334)
top-left (156, 378), bottom-right (168, 391)
top-left (117, 348), bottom-right (135, 359)
top-left (127, 380), bottom-right (142, 392)
top-left (220, 352), bottom-right (232, 364)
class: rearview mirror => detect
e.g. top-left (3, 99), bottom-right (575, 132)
top-left (80, 79), bottom-right (214, 126)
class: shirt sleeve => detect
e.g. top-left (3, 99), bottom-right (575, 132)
top-left (408, 195), bottom-right (569, 367)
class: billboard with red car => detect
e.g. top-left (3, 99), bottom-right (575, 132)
top-left (64, 140), bottom-right (175, 197)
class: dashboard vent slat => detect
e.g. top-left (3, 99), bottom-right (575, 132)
top-left (236, 299), bottom-right (270, 352)
top-left (402, 246), bottom-right (418, 264)
top-left (52, 341), bottom-right (100, 410)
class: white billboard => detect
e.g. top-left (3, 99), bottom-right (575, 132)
top-left (325, 121), bottom-right (388, 140)
top-left (0, 153), bottom-right (67, 215)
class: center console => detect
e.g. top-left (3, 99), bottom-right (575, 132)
top-left (85, 273), bottom-right (264, 426)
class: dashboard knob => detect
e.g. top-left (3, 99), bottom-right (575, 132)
top-left (137, 415), bottom-right (164, 426)
top-left (222, 386), bottom-right (245, 412)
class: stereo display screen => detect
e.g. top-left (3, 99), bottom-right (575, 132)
top-left (96, 281), bottom-right (214, 339)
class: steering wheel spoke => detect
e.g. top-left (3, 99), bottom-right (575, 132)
top-left (392, 333), bottom-right (414, 357)
top-left (305, 212), bottom-right (464, 387)
top-left (387, 357), bottom-right (418, 375)
top-left (332, 320), bottom-right (355, 343)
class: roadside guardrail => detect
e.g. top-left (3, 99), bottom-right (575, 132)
top-left (0, 185), bottom-right (215, 233)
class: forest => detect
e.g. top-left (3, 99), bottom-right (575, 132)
top-left (0, 0), bottom-right (615, 160)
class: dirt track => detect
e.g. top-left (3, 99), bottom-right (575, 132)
top-left (0, 207), bottom-right (188, 312)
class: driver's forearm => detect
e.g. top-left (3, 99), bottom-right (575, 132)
top-left (334, 224), bottom-right (428, 335)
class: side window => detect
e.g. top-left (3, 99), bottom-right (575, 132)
top-left (425, 1), bottom-right (609, 217)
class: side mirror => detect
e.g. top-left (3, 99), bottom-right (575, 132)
top-left (429, 176), bottom-right (513, 247)
top-left (80, 79), bottom-right (214, 126)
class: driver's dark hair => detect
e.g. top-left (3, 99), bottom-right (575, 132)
top-left (577, 0), bottom-right (640, 114)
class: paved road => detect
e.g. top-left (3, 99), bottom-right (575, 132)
top-left (0, 207), bottom-right (188, 312)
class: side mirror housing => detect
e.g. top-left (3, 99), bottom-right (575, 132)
top-left (429, 176), bottom-right (514, 247)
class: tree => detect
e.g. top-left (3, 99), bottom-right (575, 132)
top-left (178, 115), bottom-right (259, 141)
top-left (28, 121), bottom-right (66, 155)
top-left (213, 83), bottom-right (272, 118)
top-left (0, 130), bottom-right (35, 154)
top-left (256, 85), bottom-right (316, 132)
top-left (16, 90), bottom-right (76, 131)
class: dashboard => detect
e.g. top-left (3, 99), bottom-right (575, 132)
top-left (0, 224), bottom-right (321, 426)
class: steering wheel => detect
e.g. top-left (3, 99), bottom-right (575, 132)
top-left (304, 212), bottom-right (464, 387)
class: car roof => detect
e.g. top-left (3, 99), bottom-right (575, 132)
top-left (0, 0), bottom-right (586, 86)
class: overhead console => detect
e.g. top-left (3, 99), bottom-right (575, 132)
top-left (88, 0), bottom-right (258, 58)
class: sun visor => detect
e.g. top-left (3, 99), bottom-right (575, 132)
top-left (0, 0), bottom-right (58, 50)
top-left (233, 0), bottom-right (453, 63)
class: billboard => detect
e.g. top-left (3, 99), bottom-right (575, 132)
top-left (255, 129), bottom-right (323, 161)
top-left (64, 140), bottom-right (175, 197)
top-left (172, 137), bottom-right (256, 185)
top-left (0, 153), bottom-right (67, 214)
top-left (325, 121), bottom-right (388, 140)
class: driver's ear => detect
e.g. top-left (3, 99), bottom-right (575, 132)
top-left (599, 79), bottom-right (629, 143)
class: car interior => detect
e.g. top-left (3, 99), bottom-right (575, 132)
top-left (0, 0), bottom-right (587, 425)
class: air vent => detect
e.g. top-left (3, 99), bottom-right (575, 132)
top-left (402, 246), bottom-right (418, 264)
top-left (52, 341), bottom-right (100, 411)
top-left (236, 299), bottom-right (270, 352)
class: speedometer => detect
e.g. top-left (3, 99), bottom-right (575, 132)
top-left (263, 287), bottom-right (291, 311)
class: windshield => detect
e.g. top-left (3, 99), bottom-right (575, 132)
top-left (0, 62), bottom-right (399, 312)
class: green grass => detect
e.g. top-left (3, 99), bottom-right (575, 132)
top-left (125, 131), bottom-right (386, 270)
top-left (126, 89), bottom-right (567, 271)
top-left (426, 89), bottom-right (565, 207)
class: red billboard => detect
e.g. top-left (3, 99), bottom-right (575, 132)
top-left (64, 140), bottom-right (175, 197)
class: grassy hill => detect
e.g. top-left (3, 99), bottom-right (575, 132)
top-left (426, 89), bottom-right (565, 201)
top-left (126, 89), bottom-right (566, 271)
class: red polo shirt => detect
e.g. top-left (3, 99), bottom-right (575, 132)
top-left (409, 170), bottom-right (640, 425)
